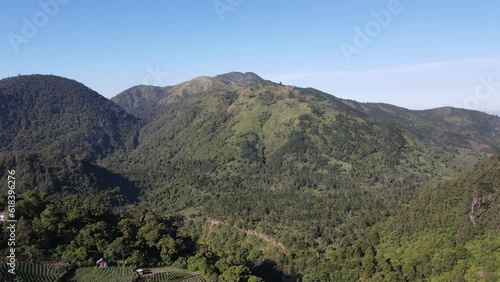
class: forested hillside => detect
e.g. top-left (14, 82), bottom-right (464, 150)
top-left (0, 152), bottom-right (139, 204)
top-left (304, 153), bottom-right (500, 281)
top-left (0, 75), bottom-right (140, 158)
top-left (1, 73), bottom-right (499, 281)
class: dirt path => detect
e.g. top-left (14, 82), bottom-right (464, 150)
top-left (187, 217), bottom-right (286, 249)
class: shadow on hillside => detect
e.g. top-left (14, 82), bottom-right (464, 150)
top-left (85, 163), bottom-right (140, 203)
top-left (253, 260), bottom-right (301, 282)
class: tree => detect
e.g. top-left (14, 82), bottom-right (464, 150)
top-left (219, 265), bottom-right (251, 282)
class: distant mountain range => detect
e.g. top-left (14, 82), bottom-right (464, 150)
top-left (1, 72), bottom-right (499, 281)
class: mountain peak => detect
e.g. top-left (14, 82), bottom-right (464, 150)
top-left (214, 72), bottom-right (264, 85)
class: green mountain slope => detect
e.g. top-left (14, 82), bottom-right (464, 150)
top-left (0, 152), bottom-right (139, 203)
top-left (0, 75), bottom-right (140, 158)
top-left (107, 72), bottom-right (500, 251)
top-left (376, 153), bottom-right (500, 281)
top-left (300, 153), bottom-right (500, 281)
top-left (394, 153), bottom-right (500, 235)
top-left (361, 103), bottom-right (500, 151)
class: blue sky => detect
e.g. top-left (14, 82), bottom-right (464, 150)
top-left (1, 0), bottom-right (499, 114)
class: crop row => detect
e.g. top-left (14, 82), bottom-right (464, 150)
top-left (0, 262), bottom-right (70, 282)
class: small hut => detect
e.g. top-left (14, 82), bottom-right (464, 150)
top-left (96, 258), bottom-right (107, 268)
top-left (0, 210), bottom-right (8, 222)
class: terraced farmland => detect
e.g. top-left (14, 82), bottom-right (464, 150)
top-left (71, 267), bottom-right (136, 282)
top-left (0, 262), bottom-right (206, 282)
top-left (71, 267), bottom-right (206, 282)
top-left (0, 261), bottom-right (72, 282)
top-left (139, 270), bottom-right (190, 281)
top-left (178, 275), bottom-right (207, 282)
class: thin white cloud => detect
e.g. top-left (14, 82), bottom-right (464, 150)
top-left (269, 57), bottom-right (500, 81)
